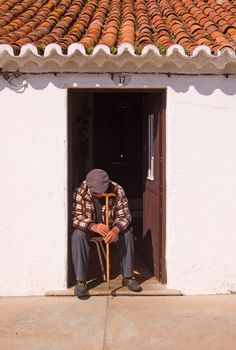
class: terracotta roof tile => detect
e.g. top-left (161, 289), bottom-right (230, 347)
top-left (1, 0), bottom-right (236, 55)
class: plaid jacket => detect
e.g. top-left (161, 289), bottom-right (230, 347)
top-left (72, 180), bottom-right (132, 232)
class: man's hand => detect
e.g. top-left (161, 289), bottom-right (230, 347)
top-left (104, 227), bottom-right (120, 244)
top-left (91, 224), bottom-right (109, 237)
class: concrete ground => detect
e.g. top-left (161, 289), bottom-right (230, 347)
top-left (0, 295), bottom-right (236, 350)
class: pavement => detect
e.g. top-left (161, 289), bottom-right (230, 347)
top-left (1, 294), bottom-right (236, 350)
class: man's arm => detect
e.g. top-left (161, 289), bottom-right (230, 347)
top-left (104, 186), bottom-right (131, 243)
top-left (112, 185), bottom-right (132, 232)
top-left (72, 183), bottom-right (94, 231)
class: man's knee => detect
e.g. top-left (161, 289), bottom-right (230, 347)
top-left (72, 229), bottom-right (87, 243)
top-left (120, 229), bottom-right (134, 242)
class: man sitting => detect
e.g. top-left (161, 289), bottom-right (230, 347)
top-left (71, 168), bottom-right (142, 296)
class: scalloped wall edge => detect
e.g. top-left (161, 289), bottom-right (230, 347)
top-left (0, 43), bottom-right (236, 70)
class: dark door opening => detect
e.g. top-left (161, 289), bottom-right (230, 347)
top-left (67, 90), bottom-right (166, 287)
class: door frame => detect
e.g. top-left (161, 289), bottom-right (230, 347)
top-left (67, 88), bottom-right (167, 286)
top-left (158, 90), bottom-right (167, 283)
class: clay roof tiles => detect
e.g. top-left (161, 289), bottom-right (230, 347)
top-left (0, 0), bottom-right (236, 55)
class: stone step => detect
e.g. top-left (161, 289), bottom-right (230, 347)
top-left (46, 278), bottom-right (182, 297)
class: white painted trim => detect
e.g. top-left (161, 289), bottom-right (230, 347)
top-left (1, 44), bottom-right (236, 71)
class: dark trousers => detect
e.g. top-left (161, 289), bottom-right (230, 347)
top-left (71, 228), bottom-right (134, 282)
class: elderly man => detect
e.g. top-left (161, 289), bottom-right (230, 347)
top-left (72, 168), bottom-right (142, 296)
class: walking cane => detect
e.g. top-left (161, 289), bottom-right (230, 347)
top-left (104, 193), bottom-right (116, 289)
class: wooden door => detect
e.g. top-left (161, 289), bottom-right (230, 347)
top-left (143, 92), bottom-right (165, 282)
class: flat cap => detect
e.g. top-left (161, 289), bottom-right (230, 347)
top-left (86, 169), bottom-right (110, 193)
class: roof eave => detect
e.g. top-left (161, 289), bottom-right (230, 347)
top-left (0, 43), bottom-right (236, 73)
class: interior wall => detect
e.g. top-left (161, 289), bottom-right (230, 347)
top-left (0, 80), bottom-right (67, 296)
top-left (68, 90), bottom-right (93, 189)
top-left (67, 91), bottom-right (94, 286)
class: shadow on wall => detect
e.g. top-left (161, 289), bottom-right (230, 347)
top-left (1, 72), bottom-right (236, 96)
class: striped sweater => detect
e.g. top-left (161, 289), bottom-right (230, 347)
top-left (72, 180), bottom-right (131, 232)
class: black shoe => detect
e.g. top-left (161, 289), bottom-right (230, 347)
top-left (74, 281), bottom-right (88, 297)
top-left (123, 278), bottom-right (142, 292)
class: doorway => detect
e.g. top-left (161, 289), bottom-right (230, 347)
top-left (67, 90), bottom-right (166, 287)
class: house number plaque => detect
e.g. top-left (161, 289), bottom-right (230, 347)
top-left (112, 74), bottom-right (131, 86)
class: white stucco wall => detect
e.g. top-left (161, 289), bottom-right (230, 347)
top-left (166, 76), bottom-right (236, 294)
top-left (1, 71), bottom-right (236, 295)
top-left (0, 79), bottom-right (67, 296)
